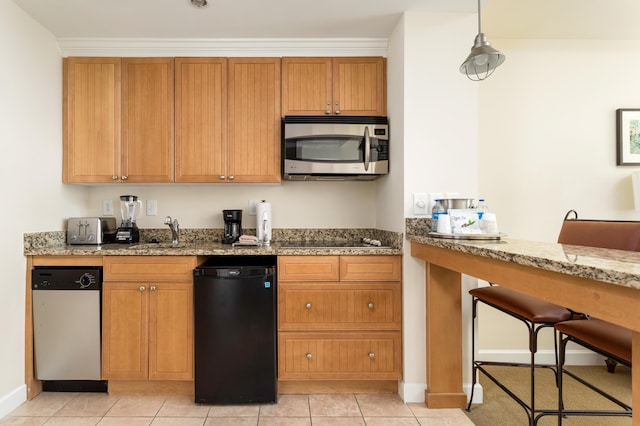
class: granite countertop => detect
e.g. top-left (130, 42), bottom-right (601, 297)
top-left (24, 228), bottom-right (404, 257)
top-left (407, 233), bottom-right (640, 290)
top-left (25, 241), bottom-right (402, 256)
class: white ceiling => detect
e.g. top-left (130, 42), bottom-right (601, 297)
top-left (10, 0), bottom-right (640, 40)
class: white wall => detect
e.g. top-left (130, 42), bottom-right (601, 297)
top-left (0, 0), bottom-right (88, 417)
top-left (477, 39), bottom-right (640, 356)
top-left (87, 182), bottom-right (378, 230)
top-left (386, 11), bottom-right (480, 402)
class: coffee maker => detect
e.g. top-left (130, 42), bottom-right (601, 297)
top-left (222, 209), bottom-right (242, 244)
top-left (115, 195), bottom-right (142, 243)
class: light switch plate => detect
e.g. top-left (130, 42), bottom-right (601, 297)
top-left (248, 200), bottom-right (258, 215)
top-left (102, 200), bottom-right (114, 216)
top-left (146, 200), bottom-right (157, 216)
top-left (413, 193), bottom-right (428, 215)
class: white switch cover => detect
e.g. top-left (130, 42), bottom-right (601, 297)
top-left (413, 193), bottom-right (428, 215)
top-left (248, 200), bottom-right (258, 215)
top-left (146, 200), bottom-right (157, 216)
top-left (102, 200), bottom-right (114, 216)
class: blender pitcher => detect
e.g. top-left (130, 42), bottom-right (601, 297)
top-left (115, 195), bottom-right (142, 243)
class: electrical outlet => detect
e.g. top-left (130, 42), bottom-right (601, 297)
top-left (102, 200), bottom-right (114, 216)
top-left (146, 200), bottom-right (157, 216)
top-left (248, 200), bottom-right (258, 215)
top-left (413, 193), bottom-right (428, 215)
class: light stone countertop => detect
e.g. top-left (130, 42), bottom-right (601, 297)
top-left (407, 233), bottom-right (640, 290)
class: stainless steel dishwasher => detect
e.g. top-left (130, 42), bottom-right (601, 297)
top-left (32, 267), bottom-right (107, 392)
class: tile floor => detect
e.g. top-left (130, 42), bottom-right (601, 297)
top-left (0, 392), bottom-right (474, 425)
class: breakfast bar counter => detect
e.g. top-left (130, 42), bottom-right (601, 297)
top-left (408, 234), bottom-right (640, 424)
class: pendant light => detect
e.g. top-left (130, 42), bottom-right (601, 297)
top-left (459, 0), bottom-right (505, 81)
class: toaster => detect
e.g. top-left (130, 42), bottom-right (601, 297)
top-left (67, 217), bottom-right (117, 245)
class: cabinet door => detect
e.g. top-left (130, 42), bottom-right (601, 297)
top-left (227, 58), bottom-right (281, 183)
top-left (278, 331), bottom-right (401, 380)
top-left (278, 283), bottom-right (402, 331)
top-left (175, 58), bottom-right (228, 182)
top-left (63, 57), bottom-right (121, 183)
top-left (122, 58), bottom-right (175, 183)
top-left (281, 57), bottom-right (332, 116)
top-left (332, 57), bottom-right (386, 116)
top-left (278, 256), bottom-right (340, 282)
top-left (340, 255), bottom-right (401, 281)
top-left (149, 282), bottom-right (193, 380)
top-left (102, 282), bottom-right (149, 380)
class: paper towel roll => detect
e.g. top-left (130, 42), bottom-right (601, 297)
top-left (256, 201), bottom-right (272, 244)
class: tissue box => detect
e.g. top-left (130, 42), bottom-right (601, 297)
top-left (448, 209), bottom-right (481, 234)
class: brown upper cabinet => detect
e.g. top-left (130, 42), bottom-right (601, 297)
top-left (175, 57), bottom-right (281, 183)
top-left (63, 57), bottom-right (121, 183)
top-left (281, 57), bottom-right (386, 117)
top-left (64, 56), bottom-right (281, 184)
top-left (63, 57), bottom-right (175, 183)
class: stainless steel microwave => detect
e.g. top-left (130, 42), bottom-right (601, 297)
top-left (282, 116), bottom-right (389, 181)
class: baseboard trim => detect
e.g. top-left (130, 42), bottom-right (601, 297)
top-left (398, 381), bottom-right (426, 403)
top-left (0, 385), bottom-right (26, 419)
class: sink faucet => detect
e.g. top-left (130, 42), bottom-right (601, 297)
top-left (164, 216), bottom-right (180, 244)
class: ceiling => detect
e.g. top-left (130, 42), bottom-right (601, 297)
top-left (10, 0), bottom-right (640, 40)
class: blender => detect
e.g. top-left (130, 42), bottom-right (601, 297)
top-left (115, 195), bottom-right (142, 243)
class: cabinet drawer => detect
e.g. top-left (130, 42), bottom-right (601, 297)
top-left (278, 332), bottom-right (401, 380)
top-left (278, 283), bottom-right (401, 331)
top-left (278, 256), bottom-right (340, 281)
top-left (340, 256), bottom-right (401, 281)
top-left (104, 256), bottom-right (197, 281)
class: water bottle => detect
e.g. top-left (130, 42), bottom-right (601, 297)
top-left (476, 199), bottom-right (489, 220)
top-left (431, 200), bottom-right (445, 232)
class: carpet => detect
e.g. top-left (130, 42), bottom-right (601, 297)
top-left (464, 364), bottom-right (632, 425)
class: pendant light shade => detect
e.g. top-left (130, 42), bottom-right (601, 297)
top-left (460, 0), bottom-right (505, 81)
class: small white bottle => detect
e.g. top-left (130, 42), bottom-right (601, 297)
top-left (431, 200), bottom-right (445, 233)
top-left (476, 199), bottom-right (489, 220)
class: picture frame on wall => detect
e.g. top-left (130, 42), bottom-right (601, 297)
top-left (616, 108), bottom-right (640, 165)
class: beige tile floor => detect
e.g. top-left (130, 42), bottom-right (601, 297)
top-left (0, 392), bottom-right (474, 425)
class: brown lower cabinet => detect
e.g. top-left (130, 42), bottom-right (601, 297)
top-left (101, 256), bottom-right (197, 381)
top-left (277, 255), bottom-right (402, 382)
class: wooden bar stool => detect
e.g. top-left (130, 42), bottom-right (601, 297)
top-left (556, 318), bottom-right (632, 422)
top-left (466, 211), bottom-right (640, 425)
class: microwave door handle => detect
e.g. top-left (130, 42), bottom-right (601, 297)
top-left (363, 126), bottom-right (371, 171)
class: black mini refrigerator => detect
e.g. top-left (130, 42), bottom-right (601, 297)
top-left (193, 256), bottom-right (277, 404)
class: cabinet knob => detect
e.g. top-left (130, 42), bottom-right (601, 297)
top-left (112, 176), bottom-right (118, 180)
top-left (121, 176), bottom-right (128, 180)
top-left (369, 352), bottom-right (375, 359)
top-left (139, 286), bottom-right (146, 291)
top-left (219, 175), bottom-right (225, 180)
top-left (368, 302), bottom-right (375, 309)
top-left (325, 110), bottom-right (331, 114)
top-left (305, 303), bottom-right (312, 309)
top-left (335, 110), bottom-right (341, 114)
top-left (229, 176), bottom-right (235, 180)
top-left (150, 285), bottom-right (156, 291)
top-left (306, 353), bottom-right (312, 360)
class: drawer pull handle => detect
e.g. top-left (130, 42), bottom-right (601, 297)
top-left (368, 302), bottom-right (375, 309)
top-left (369, 352), bottom-right (375, 359)
top-left (139, 286), bottom-right (146, 292)
top-left (150, 286), bottom-right (156, 291)
top-left (305, 303), bottom-right (312, 309)
top-left (306, 353), bottom-right (312, 360)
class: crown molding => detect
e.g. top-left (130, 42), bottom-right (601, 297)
top-left (58, 38), bottom-right (389, 57)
